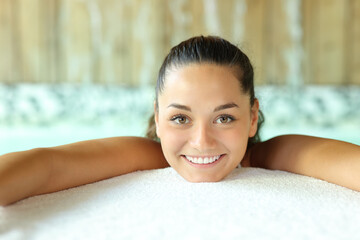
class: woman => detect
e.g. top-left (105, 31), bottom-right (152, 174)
top-left (0, 36), bottom-right (359, 206)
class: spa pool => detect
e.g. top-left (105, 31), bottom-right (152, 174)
top-left (0, 84), bottom-right (359, 155)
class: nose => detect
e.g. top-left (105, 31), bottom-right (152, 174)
top-left (189, 122), bottom-right (216, 151)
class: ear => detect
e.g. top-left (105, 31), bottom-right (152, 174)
top-left (249, 99), bottom-right (259, 138)
top-left (154, 101), bottom-right (160, 138)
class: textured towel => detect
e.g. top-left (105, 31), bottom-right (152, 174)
top-left (1, 167), bottom-right (360, 240)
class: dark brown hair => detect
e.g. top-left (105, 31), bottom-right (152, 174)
top-left (146, 35), bottom-right (264, 149)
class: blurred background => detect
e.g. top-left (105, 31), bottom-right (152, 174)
top-left (0, 0), bottom-right (359, 154)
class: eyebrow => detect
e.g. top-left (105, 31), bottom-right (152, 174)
top-left (167, 103), bottom-right (191, 111)
top-left (213, 102), bottom-right (239, 112)
top-left (167, 102), bottom-right (239, 112)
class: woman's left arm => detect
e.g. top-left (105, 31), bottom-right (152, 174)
top-left (249, 135), bottom-right (360, 192)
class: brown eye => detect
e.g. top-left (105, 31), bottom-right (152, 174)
top-left (220, 117), bottom-right (228, 123)
top-left (215, 115), bottom-right (234, 124)
top-left (177, 117), bottom-right (187, 124)
top-left (171, 115), bottom-right (189, 124)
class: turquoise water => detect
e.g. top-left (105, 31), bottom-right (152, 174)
top-left (0, 84), bottom-right (359, 155)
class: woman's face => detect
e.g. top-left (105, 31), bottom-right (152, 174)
top-left (155, 63), bottom-right (259, 182)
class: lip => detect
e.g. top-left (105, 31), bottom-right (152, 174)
top-left (181, 154), bottom-right (225, 168)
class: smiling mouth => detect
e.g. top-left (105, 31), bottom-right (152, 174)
top-left (182, 155), bottom-right (224, 165)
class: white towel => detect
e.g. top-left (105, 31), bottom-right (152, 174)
top-left (1, 167), bottom-right (360, 240)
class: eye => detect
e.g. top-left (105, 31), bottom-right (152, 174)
top-left (170, 115), bottom-right (190, 124)
top-left (215, 115), bottom-right (234, 124)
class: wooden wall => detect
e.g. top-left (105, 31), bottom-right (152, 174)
top-left (0, 0), bottom-right (359, 85)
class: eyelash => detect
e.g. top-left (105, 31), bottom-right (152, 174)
top-left (169, 114), bottom-right (236, 125)
top-left (170, 114), bottom-right (190, 124)
top-left (215, 114), bottom-right (235, 124)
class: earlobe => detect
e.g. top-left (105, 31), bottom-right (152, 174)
top-left (249, 99), bottom-right (259, 137)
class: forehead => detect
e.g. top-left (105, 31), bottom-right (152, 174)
top-left (163, 63), bottom-right (243, 94)
top-left (159, 63), bottom-right (249, 107)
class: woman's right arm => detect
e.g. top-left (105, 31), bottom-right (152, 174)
top-left (0, 137), bottom-right (169, 206)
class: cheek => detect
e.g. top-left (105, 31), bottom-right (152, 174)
top-left (158, 123), bottom-right (188, 155)
top-left (215, 122), bottom-right (250, 155)
top-left (160, 131), bottom-right (189, 168)
top-left (220, 129), bottom-right (248, 149)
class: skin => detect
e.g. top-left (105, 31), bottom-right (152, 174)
top-left (0, 137), bottom-right (169, 206)
top-left (0, 63), bottom-right (359, 206)
top-left (155, 63), bottom-right (258, 182)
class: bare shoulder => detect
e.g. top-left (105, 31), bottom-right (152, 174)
top-left (246, 134), bottom-right (322, 168)
top-left (247, 134), bottom-right (360, 170)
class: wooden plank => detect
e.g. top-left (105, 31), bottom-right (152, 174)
top-left (46, 0), bottom-right (58, 83)
top-left (2, 0), bottom-right (356, 86)
top-left (190, 0), bottom-right (244, 40)
top-left (303, 0), bottom-right (346, 84)
top-left (85, 0), bottom-right (102, 84)
top-left (0, 0), bottom-right (13, 83)
top-left (215, 0), bottom-right (242, 41)
top-left (98, 0), bottom-right (133, 85)
top-left (243, 0), bottom-right (265, 85)
top-left (9, 0), bottom-right (24, 83)
top-left (21, 0), bottom-right (39, 83)
top-left (160, 0), bottom-right (265, 85)
top-left (201, 0), bottom-right (223, 36)
top-left (53, 0), bottom-right (65, 83)
top-left (228, 0), bottom-right (247, 44)
top-left (131, 0), bottom-right (148, 86)
top-left (262, 0), bottom-right (291, 85)
top-left (63, 0), bottom-right (92, 84)
top-left (302, 0), bottom-right (313, 85)
top-left (164, 0), bottom-right (194, 50)
top-left (346, 0), bottom-right (360, 84)
top-left (131, 0), bottom-right (167, 86)
top-left (320, 0), bottom-right (345, 85)
top-left (189, 0), bottom-right (206, 37)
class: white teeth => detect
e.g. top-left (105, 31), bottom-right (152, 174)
top-left (185, 155), bottom-right (221, 164)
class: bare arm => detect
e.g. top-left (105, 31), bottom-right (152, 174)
top-left (249, 135), bottom-right (360, 192)
top-left (0, 137), bottom-right (169, 206)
